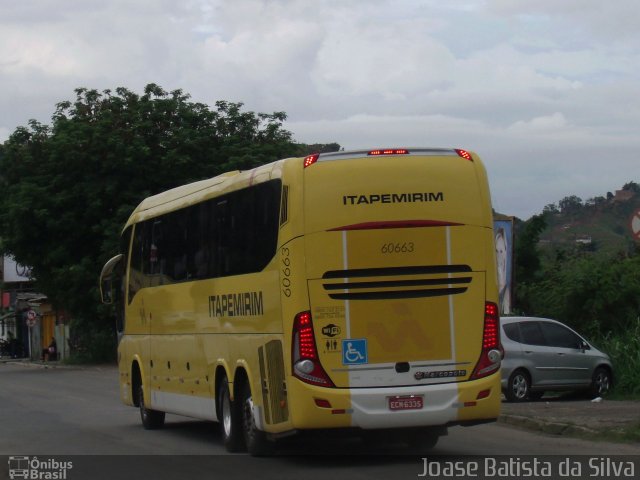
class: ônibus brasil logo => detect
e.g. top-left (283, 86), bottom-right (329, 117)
top-left (8, 456), bottom-right (73, 480)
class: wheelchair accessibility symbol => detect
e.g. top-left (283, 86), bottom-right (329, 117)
top-left (342, 338), bottom-right (368, 365)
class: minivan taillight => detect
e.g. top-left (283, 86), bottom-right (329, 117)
top-left (292, 311), bottom-right (334, 387)
top-left (470, 302), bottom-right (502, 380)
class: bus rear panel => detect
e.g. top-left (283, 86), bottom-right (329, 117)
top-left (287, 149), bottom-right (501, 430)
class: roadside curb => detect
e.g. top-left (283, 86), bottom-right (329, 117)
top-left (499, 414), bottom-right (599, 436)
top-left (1, 359), bottom-right (66, 369)
top-left (1, 359), bottom-right (117, 370)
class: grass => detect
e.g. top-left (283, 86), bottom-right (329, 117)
top-left (589, 319), bottom-right (640, 397)
top-left (606, 391), bottom-right (640, 401)
top-left (582, 423), bottom-right (640, 444)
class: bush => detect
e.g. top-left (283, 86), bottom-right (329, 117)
top-left (67, 319), bottom-right (116, 364)
top-left (516, 250), bottom-right (640, 395)
top-left (590, 319), bottom-right (640, 396)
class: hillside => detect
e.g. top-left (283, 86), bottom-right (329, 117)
top-left (536, 184), bottom-right (640, 255)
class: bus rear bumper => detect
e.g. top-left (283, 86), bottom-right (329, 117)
top-left (349, 375), bottom-right (499, 429)
top-left (287, 373), bottom-right (500, 430)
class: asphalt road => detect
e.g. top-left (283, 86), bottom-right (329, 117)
top-left (1, 362), bottom-right (638, 480)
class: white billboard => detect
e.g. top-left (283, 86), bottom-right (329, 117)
top-left (3, 255), bottom-right (33, 282)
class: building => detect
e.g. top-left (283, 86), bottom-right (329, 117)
top-left (1, 255), bottom-right (69, 360)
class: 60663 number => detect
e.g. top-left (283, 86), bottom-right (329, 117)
top-left (381, 242), bottom-right (414, 254)
top-left (281, 247), bottom-right (292, 297)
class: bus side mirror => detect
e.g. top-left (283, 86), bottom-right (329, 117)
top-left (100, 254), bottom-right (124, 305)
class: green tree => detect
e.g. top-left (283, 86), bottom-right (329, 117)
top-left (514, 214), bottom-right (547, 284)
top-left (0, 85), bottom-right (307, 360)
top-left (525, 252), bottom-right (640, 335)
top-left (558, 195), bottom-right (583, 214)
top-left (294, 142), bottom-right (341, 155)
top-left (513, 213), bottom-right (547, 313)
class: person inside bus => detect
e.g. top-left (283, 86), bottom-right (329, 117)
top-left (42, 337), bottom-right (57, 361)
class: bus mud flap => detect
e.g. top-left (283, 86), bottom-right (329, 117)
top-left (258, 340), bottom-right (289, 424)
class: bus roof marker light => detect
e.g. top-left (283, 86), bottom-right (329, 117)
top-left (368, 149), bottom-right (410, 156)
top-left (455, 149), bottom-right (473, 161)
top-left (304, 153), bottom-right (320, 168)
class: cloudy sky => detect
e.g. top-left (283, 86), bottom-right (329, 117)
top-left (1, 0), bottom-right (638, 219)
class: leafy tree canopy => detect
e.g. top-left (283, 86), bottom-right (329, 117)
top-left (514, 213), bottom-right (547, 284)
top-left (0, 84), bottom-right (329, 357)
top-left (558, 195), bottom-right (583, 214)
top-left (521, 251), bottom-right (640, 335)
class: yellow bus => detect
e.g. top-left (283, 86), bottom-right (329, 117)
top-left (100, 147), bottom-right (502, 455)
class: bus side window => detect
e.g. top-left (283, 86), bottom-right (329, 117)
top-left (229, 190), bottom-right (252, 274)
top-left (189, 203), bottom-right (210, 280)
top-left (163, 211), bottom-right (188, 282)
top-left (214, 199), bottom-right (230, 276)
top-left (117, 227), bottom-right (132, 330)
top-left (255, 181), bottom-right (280, 269)
top-left (129, 224), bottom-right (144, 304)
top-left (150, 220), bottom-right (164, 278)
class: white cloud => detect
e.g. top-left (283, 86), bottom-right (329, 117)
top-left (312, 22), bottom-right (456, 100)
top-left (0, 0), bottom-right (638, 219)
top-left (508, 112), bottom-right (568, 133)
top-left (487, 0), bottom-right (640, 42)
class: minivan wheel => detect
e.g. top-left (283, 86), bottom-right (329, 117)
top-left (506, 369), bottom-right (531, 402)
top-left (589, 367), bottom-right (611, 398)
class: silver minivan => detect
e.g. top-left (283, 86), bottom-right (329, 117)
top-left (501, 316), bottom-right (613, 401)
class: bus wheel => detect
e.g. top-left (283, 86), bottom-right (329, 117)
top-left (219, 378), bottom-right (244, 452)
top-left (241, 382), bottom-right (274, 456)
top-left (138, 384), bottom-right (165, 430)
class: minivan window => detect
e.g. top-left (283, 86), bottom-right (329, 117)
top-left (519, 321), bottom-right (546, 346)
top-left (503, 323), bottom-right (521, 343)
top-left (541, 322), bottom-right (582, 349)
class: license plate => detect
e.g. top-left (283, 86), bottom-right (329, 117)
top-left (388, 395), bottom-right (424, 411)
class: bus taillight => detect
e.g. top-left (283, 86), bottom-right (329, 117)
top-left (292, 311), bottom-right (335, 387)
top-left (303, 154), bottom-right (320, 168)
top-left (470, 302), bottom-right (502, 380)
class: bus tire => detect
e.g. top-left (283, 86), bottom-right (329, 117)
top-left (241, 381), bottom-right (274, 456)
top-left (138, 383), bottom-right (165, 430)
top-left (219, 377), bottom-right (244, 452)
